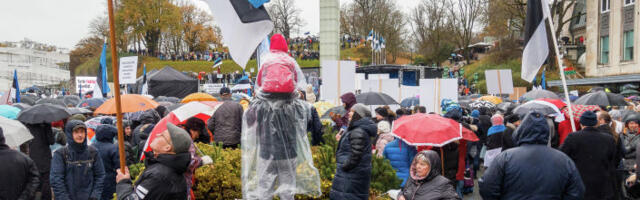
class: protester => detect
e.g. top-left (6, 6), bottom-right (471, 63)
top-left (184, 117), bottom-right (210, 144)
top-left (623, 116), bottom-right (640, 170)
top-left (26, 122), bottom-right (55, 200)
top-left (50, 120), bottom-right (106, 200)
top-left (383, 138), bottom-right (416, 187)
top-left (331, 103), bottom-right (377, 200)
top-left (375, 120), bottom-right (394, 157)
top-left (92, 124), bottom-right (120, 200)
top-left (596, 111), bottom-right (625, 199)
top-left (305, 85), bottom-right (316, 103)
top-left (207, 87), bottom-right (243, 148)
top-left (0, 127), bottom-right (40, 200)
top-left (116, 123), bottom-right (192, 200)
top-left (122, 120), bottom-right (137, 165)
top-left (397, 150), bottom-right (459, 200)
top-left (484, 114), bottom-right (513, 168)
top-left (501, 114), bottom-right (519, 151)
top-left (480, 111), bottom-right (585, 199)
top-left (300, 89), bottom-right (324, 146)
top-left (374, 106), bottom-right (396, 123)
top-left (331, 92), bottom-right (356, 130)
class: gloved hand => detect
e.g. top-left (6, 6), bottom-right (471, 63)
top-left (202, 156), bottom-right (213, 165)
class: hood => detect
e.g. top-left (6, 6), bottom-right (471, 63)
top-left (410, 150), bottom-right (441, 182)
top-left (444, 109), bottom-right (462, 122)
top-left (512, 111), bottom-right (549, 146)
top-left (138, 110), bottom-right (160, 125)
top-left (340, 92), bottom-right (357, 110)
top-left (349, 117), bottom-right (377, 137)
top-left (64, 120), bottom-right (88, 152)
top-left (95, 124), bottom-right (117, 143)
top-left (145, 151), bottom-right (192, 174)
top-left (270, 33), bottom-right (289, 53)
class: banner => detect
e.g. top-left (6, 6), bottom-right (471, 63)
top-left (485, 69), bottom-right (514, 95)
top-left (76, 76), bottom-right (97, 94)
top-left (320, 60), bottom-right (356, 105)
top-left (119, 56), bottom-right (138, 84)
top-left (419, 79), bottom-right (458, 113)
top-left (203, 83), bottom-right (225, 94)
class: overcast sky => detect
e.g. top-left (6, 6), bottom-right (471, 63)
top-left (0, 0), bottom-right (420, 49)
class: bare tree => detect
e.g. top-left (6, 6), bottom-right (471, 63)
top-left (267, 0), bottom-right (304, 39)
top-left (449, 0), bottom-right (487, 64)
top-left (410, 0), bottom-right (455, 65)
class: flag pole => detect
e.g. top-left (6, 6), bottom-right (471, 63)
top-left (107, 0), bottom-right (127, 172)
top-left (546, 14), bottom-right (576, 132)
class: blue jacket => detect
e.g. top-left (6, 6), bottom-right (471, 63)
top-left (479, 112), bottom-right (584, 200)
top-left (50, 120), bottom-right (106, 200)
top-left (330, 118), bottom-right (377, 200)
top-left (92, 125), bottom-right (120, 200)
top-left (383, 138), bottom-right (416, 187)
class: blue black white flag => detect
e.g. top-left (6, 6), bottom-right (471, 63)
top-left (521, 0), bottom-right (551, 82)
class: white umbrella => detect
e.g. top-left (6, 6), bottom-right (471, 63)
top-left (0, 116), bottom-right (33, 148)
top-left (231, 84), bottom-right (252, 91)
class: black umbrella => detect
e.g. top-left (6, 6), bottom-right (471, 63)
top-left (574, 91), bottom-right (628, 106)
top-left (17, 103), bottom-right (71, 124)
top-left (77, 98), bottom-right (106, 108)
top-left (154, 96), bottom-right (169, 102)
top-left (497, 102), bottom-right (519, 115)
top-left (166, 97), bottom-right (181, 103)
top-left (11, 103), bottom-right (32, 110)
top-left (66, 107), bottom-right (93, 115)
top-left (355, 92), bottom-right (398, 105)
top-left (458, 99), bottom-right (473, 109)
top-left (62, 95), bottom-right (81, 106)
top-left (19, 95), bottom-right (37, 105)
top-left (36, 98), bottom-right (65, 106)
top-left (621, 110), bottom-right (638, 122)
top-left (167, 103), bottom-right (183, 111)
top-left (320, 106), bottom-right (347, 119)
top-left (400, 97), bottom-right (419, 108)
top-left (469, 100), bottom-right (495, 110)
top-left (620, 89), bottom-right (640, 97)
top-left (513, 100), bottom-right (562, 119)
top-left (520, 89), bottom-right (560, 102)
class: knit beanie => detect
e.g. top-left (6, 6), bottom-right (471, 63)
top-left (580, 111), bottom-right (598, 127)
top-left (351, 103), bottom-right (371, 118)
top-left (471, 110), bottom-right (480, 118)
top-left (491, 114), bottom-right (504, 126)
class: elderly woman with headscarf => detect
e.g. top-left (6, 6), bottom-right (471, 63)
top-left (397, 150), bottom-right (460, 200)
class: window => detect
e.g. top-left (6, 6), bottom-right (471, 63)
top-left (626, 0), bottom-right (636, 6)
top-left (623, 30), bottom-right (634, 61)
top-left (602, 0), bottom-right (611, 13)
top-left (601, 36), bottom-right (610, 64)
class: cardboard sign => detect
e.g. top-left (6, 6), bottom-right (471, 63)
top-left (320, 60), bottom-right (356, 105)
top-left (509, 87), bottom-right (527, 101)
top-left (76, 76), bottom-right (97, 94)
top-left (419, 79), bottom-right (458, 113)
top-left (119, 56), bottom-right (138, 84)
top-left (203, 83), bottom-right (224, 94)
top-left (485, 69), bottom-right (514, 95)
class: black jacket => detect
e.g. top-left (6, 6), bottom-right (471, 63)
top-left (477, 115), bottom-right (491, 144)
top-left (330, 118), bottom-right (377, 200)
top-left (116, 152), bottom-right (191, 200)
top-left (92, 125), bottom-right (120, 200)
top-left (308, 106), bottom-right (324, 146)
top-left (0, 129), bottom-right (40, 200)
top-left (399, 150), bottom-right (459, 200)
top-left (433, 143), bottom-right (459, 183)
top-left (561, 126), bottom-right (617, 200)
top-left (480, 112), bottom-right (584, 200)
top-left (26, 123), bottom-right (55, 173)
top-left (208, 101), bottom-right (243, 146)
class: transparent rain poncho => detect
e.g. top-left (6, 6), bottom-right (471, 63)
top-left (241, 51), bottom-right (321, 200)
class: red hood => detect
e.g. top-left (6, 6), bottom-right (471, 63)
top-left (270, 33), bottom-right (288, 53)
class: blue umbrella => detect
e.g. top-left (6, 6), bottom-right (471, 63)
top-left (0, 105), bottom-right (21, 119)
top-left (400, 97), bottom-right (419, 107)
top-left (77, 98), bottom-right (106, 108)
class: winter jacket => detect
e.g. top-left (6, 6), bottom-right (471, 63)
top-left (330, 117), bottom-right (377, 200)
top-left (334, 93), bottom-right (356, 129)
top-left (399, 151), bottom-right (459, 200)
top-left (0, 128), bottom-right (40, 200)
top-left (375, 132), bottom-right (394, 157)
top-left (477, 115), bottom-right (491, 144)
top-left (480, 112), bottom-right (585, 200)
top-left (383, 139), bottom-right (416, 187)
top-left (596, 124), bottom-right (624, 168)
top-left (561, 126), bottom-right (617, 200)
top-left (26, 123), bottom-right (55, 174)
top-left (116, 152), bottom-right (191, 200)
top-left (50, 120), bottom-right (106, 200)
top-left (308, 105), bottom-right (324, 145)
top-left (92, 125), bottom-right (120, 200)
top-left (623, 132), bottom-right (640, 169)
top-left (207, 101), bottom-right (243, 146)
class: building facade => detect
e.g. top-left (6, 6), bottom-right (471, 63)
top-left (0, 40), bottom-right (70, 90)
top-left (586, 0), bottom-right (638, 77)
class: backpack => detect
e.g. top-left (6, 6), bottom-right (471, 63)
top-left (257, 53), bottom-right (297, 93)
top-left (60, 146), bottom-right (98, 167)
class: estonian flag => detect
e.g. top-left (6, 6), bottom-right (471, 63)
top-left (212, 57), bottom-right (223, 68)
top-left (367, 29), bottom-right (374, 41)
top-left (521, 0), bottom-right (551, 82)
top-left (141, 64), bottom-right (149, 95)
top-left (203, 0), bottom-right (274, 68)
top-left (12, 69), bottom-right (20, 103)
top-left (95, 43), bottom-right (110, 98)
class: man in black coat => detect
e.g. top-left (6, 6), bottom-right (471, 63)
top-left (116, 123), bottom-right (192, 200)
top-left (0, 127), bottom-right (40, 200)
top-left (26, 123), bottom-right (55, 199)
top-left (561, 111), bottom-right (617, 200)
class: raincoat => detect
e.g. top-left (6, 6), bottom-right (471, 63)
top-left (50, 120), bottom-right (105, 200)
top-left (479, 112), bottom-right (584, 200)
top-left (241, 33), bottom-right (320, 200)
top-left (398, 150), bottom-right (459, 200)
top-left (92, 125), bottom-right (120, 200)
